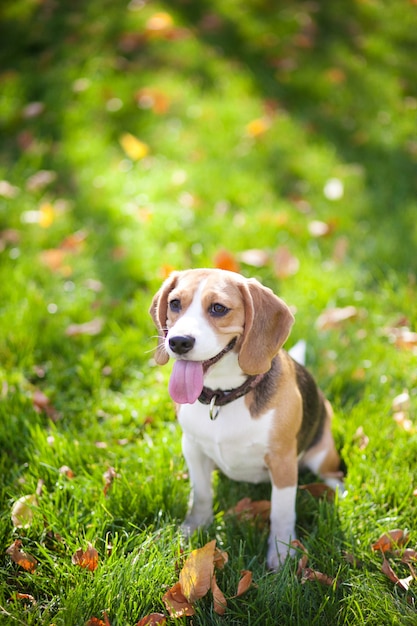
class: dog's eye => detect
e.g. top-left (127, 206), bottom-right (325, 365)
top-left (169, 299), bottom-right (181, 313)
top-left (209, 303), bottom-right (229, 317)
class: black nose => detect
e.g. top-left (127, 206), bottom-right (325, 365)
top-left (169, 335), bottom-right (195, 355)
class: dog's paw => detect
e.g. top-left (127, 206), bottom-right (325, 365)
top-left (181, 512), bottom-right (213, 538)
top-left (267, 534), bottom-right (296, 571)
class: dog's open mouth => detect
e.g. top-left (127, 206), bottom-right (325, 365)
top-left (168, 338), bottom-right (237, 405)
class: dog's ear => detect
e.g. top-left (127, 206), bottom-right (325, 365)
top-left (149, 272), bottom-right (179, 365)
top-left (238, 279), bottom-right (294, 375)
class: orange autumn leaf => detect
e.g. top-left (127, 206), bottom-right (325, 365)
top-left (72, 542), bottom-right (99, 571)
top-left (211, 575), bottom-right (227, 615)
top-left (213, 249), bottom-right (240, 273)
top-left (179, 540), bottom-right (216, 603)
top-left (135, 88), bottom-right (170, 115)
top-left (6, 540), bottom-right (38, 573)
top-left (291, 539), bottom-right (309, 577)
top-left (372, 529), bottom-right (410, 553)
top-left (145, 12), bottom-right (174, 34)
top-left (103, 466), bottom-right (120, 496)
top-left (236, 570), bottom-right (253, 597)
top-left (213, 547), bottom-right (228, 570)
top-left (136, 614), bottom-right (166, 626)
top-left (86, 615), bottom-right (110, 626)
top-left (162, 581), bottom-right (195, 618)
top-left (119, 133), bottom-right (149, 160)
top-left (245, 117), bottom-right (270, 138)
top-left (381, 557), bottom-right (413, 591)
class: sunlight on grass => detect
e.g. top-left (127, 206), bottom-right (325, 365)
top-left (1, 0), bottom-right (417, 623)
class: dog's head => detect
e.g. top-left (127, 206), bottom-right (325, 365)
top-left (149, 268), bottom-right (294, 378)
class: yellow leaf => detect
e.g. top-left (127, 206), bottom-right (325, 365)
top-left (39, 202), bottom-right (55, 228)
top-left (179, 540), bottom-right (216, 603)
top-left (119, 133), bottom-right (149, 160)
top-left (245, 117), bottom-right (270, 138)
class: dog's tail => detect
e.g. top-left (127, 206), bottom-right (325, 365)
top-left (288, 340), bottom-right (306, 366)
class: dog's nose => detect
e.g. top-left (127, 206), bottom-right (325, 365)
top-left (169, 335), bottom-right (195, 355)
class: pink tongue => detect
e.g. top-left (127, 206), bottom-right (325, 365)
top-left (168, 360), bottom-right (204, 404)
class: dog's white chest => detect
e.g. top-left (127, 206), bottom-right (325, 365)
top-left (178, 398), bottom-right (274, 483)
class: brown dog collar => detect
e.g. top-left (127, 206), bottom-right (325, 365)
top-left (198, 372), bottom-right (266, 419)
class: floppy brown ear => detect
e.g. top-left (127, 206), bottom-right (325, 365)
top-left (238, 279), bottom-right (294, 375)
top-left (149, 272), bottom-right (179, 365)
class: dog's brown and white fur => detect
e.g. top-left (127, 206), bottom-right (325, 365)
top-left (150, 268), bottom-right (342, 569)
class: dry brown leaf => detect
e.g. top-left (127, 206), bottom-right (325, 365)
top-left (179, 540), bottom-right (216, 603)
top-left (381, 557), bottom-right (413, 591)
top-left (236, 570), bottom-right (253, 597)
top-left (291, 539), bottom-right (309, 577)
top-left (213, 547), bottom-right (228, 570)
top-left (228, 497), bottom-right (271, 524)
top-left (32, 388), bottom-right (59, 421)
top-left (301, 567), bottom-right (337, 587)
top-left (86, 615), bottom-right (111, 626)
top-left (6, 540), bottom-right (38, 573)
top-left (136, 613), bottom-right (167, 626)
top-left (59, 465), bottom-right (75, 479)
top-left (211, 575), bottom-right (227, 615)
top-left (299, 482), bottom-right (335, 501)
top-left (162, 581), bottom-right (195, 618)
top-left (372, 529), bottom-right (410, 553)
top-left (71, 542), bottom-right (99, 571)
top-left (103, 466), bottom-right (120, 496)
top-left (65, 318), bottom-right (104, 337)
top-left (316, 305), bottom-right (358, 331)
top-left (274, 245), bottom-right (299, 279)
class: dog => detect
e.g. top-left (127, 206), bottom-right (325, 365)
top-left (149, 268), bottom-right (342, 570)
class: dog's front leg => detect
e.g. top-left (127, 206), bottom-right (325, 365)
top-left (180, 433), bottom-right (216, 536)
top-left (265, 450), bottom-right (298, 570)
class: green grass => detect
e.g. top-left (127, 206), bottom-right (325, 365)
top-left (1, 0), bottom-right (417, 623)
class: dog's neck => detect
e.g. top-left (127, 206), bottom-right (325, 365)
top-left (203, 350), bottom-right (247, 391)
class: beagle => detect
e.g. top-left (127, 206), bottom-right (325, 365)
top-left (150, 268), bottom-right (342, 570)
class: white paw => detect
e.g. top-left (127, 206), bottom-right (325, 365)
top-left (181, 511), bottom-right (213, 537)
top-left (267, 533), bottom-right (297, 571)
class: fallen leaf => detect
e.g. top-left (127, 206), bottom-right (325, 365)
top-left (72, 542), bottom-right (99, 571)
top-left (236, 570), bottom-right (253, 597)
top-left (26, 170), bottom-right (57, 192)
top-left (291, 539), bottom-right (309, 577)
top-left (299, 483), bottom-right (335, 501)
top-left (162, 581), bottom-right (195, 618)
top-left (65, 318), bottom-right (104, 337)
top-left (0, 180), bottom-right (20, 198)
top-left (316, 306), bottom-right (358, 331)
top-left (145, 12), bottom-right (174, 35)
top-left (38, 202), bottom-right (55, 228)
top-left (103, 466), bottom-right (120, 496)
top-left (119, 133), bottom-right (149, 160)
top-left (135, 88), bottom-right (170, 115)
top-left (211, 575), bottom-right (227, 615)
top-left (213, 249), bottom-right (240, 273)
top-left (381, 557), bottom-right (413, 591)
top-left (32, 388), bottom-right (59, 421)
top-left (11, 494), bottom-right (38, 528)
top-left (238, 248), bottom-right (269, 268)
top-left (308, 220), bottom-right (332, 238)
top-left (228, 497), bottom-right (271, 524)
top-left (136, 614), bottom-right (166, 626)
top-left (179, 540), bottom-right (216, 603)
top-left (59, 465), bottom-right (75, 478)
top-left (213, 547), bottom-right (228, 570)
top-left (6, 540), bottom-right (38, 572)
top-left (301, 567), bottom-right (337, 587)
top-left (245, 117), bottom-right (270, 138)
top-left (12, 593), bottom-right (37, 605)
top-left (392, 391), bottom-right (411, 412)
top-left (372, 529), bottom-right (410, 553)
top-left (274, 246), bottom-right (299, 279)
